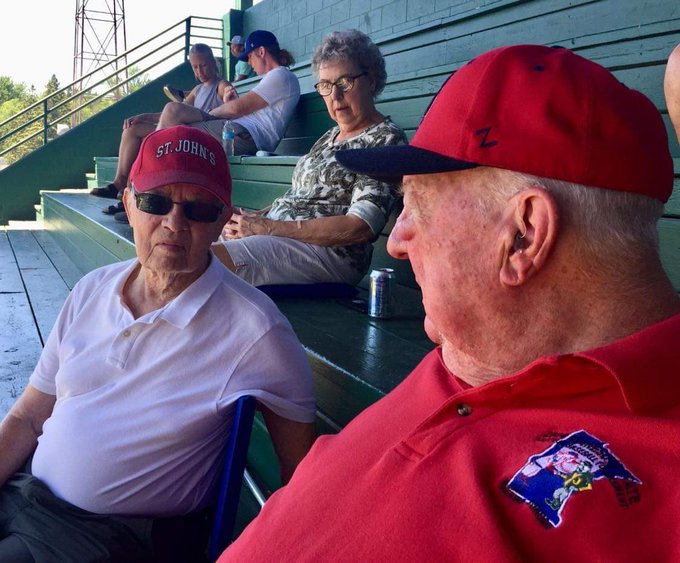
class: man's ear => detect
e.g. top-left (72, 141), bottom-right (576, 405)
top-left (121, 187), bottom-right (134, 218)
top-left (498, 187), bottom-right (559, 287)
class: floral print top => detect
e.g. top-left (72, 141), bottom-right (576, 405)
top-left (267, 117), bottom-right (407, 276)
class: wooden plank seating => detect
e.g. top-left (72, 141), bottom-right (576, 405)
top-left (39, 188), bottom-right (434, 517)
top-left (0, 225), bottom-right (83, 419)
top-left (41, 190), bottom-right (135, 275)
top-left (37, 9), bottom-right (680, 530)
top-left (40, 50), bottom-right (680, 529)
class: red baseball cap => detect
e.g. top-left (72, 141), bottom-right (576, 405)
top-left (129, 125), bottom-right (232, 207)
top-left (336, 44), bottom-right (673, 202)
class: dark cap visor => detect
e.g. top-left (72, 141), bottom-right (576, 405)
top-left (335, 144), bottom-right (478, 182)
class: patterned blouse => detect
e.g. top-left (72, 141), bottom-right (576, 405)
top-left (267, 117), bottom-right (407, 276)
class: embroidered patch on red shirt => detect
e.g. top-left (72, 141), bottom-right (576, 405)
top-left (506, 430), bottom-right (641, 527)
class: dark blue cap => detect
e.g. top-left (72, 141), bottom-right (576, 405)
top-left (238, 30), bottom-right (279, 61)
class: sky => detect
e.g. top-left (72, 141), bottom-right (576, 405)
top-left (1, 1), bottom-right (235, 89)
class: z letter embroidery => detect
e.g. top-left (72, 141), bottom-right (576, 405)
top-left (475, 127), bottom-right (497, 148)
top-left (506, 430), bottom-right (641, 527)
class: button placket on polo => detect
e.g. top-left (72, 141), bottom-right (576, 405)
top-left (393, 376), bottom-right (532, 462)
top-left (456, 403), bottom-right (473, 416)
top-left (106, 323), bottom-right (143, 369)
top-left (393, 391), bottom-right (494, 462)
top-left (392, 359), bottom-right (619, 466)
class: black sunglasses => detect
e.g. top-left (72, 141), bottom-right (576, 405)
top-left (134, 192), bottom-right (224, 223)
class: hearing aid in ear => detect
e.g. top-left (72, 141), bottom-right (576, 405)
top-left (513, 232), bottom-right (525, 252)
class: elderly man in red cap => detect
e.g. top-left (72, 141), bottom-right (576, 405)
top-left (220, 45), bottom-right (680, 561)
top-left (0, 126), bottom-right (316, 562)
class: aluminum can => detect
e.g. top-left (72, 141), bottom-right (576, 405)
top-left (368, 268), bottom-right (396, 318)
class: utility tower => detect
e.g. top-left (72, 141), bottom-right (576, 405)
top-left (73, 0), bottom-right (128, 93)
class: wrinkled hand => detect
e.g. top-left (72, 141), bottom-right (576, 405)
top-left (222, 209), bottom-right (272, 239)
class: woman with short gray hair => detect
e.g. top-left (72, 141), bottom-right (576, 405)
top-left (213, 29), bottom-right (406, 287)
top-left (312, 29), bottom-right (388, 96)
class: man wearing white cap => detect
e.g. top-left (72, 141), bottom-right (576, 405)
top-left (0, 126), bottom-right (315, 561)
top-left (219, 44), bottom-right (680, 561)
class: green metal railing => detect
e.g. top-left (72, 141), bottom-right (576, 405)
top-left (0, 16), bottom-right (223, 163)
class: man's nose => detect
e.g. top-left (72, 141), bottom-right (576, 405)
top-left (163, 202), bottom-right (189, 230)
top-left (386, 208), bottom-right (411, 260)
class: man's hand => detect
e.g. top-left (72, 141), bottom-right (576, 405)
top-left (223, 85), bottom-right (238, 102)
top-left (222, 209), bottom-right (274, 239)
top-left (123, 114), bottom-right (157, 129)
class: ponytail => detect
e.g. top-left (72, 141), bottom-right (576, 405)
top-left (267, 46), bottom-right (295, 67)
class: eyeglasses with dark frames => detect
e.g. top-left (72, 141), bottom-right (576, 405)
top-left (314, 72), bottom-right (367, 97)
top-left (134, 192), bottom-right (224, 223)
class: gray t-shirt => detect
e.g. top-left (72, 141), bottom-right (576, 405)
top-left (193, 79), bottom-right (223, 112)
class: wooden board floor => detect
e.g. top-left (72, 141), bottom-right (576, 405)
top-left (0, 223), bottom-right (83, 418)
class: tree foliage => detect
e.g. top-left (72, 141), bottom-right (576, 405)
top-left (0, 76), bottom-right (40, 163)
top-left (0, 76), bottom-right (31, 105)
top-left (0, 66), bottom-right (150, 165)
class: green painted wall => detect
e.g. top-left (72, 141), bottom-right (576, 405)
top-left (239, 0), bottom-right (680, 286)
top-left (243, 0), bottom-right (680, 154)
top-left (0, 63), bottom-right (197, 223)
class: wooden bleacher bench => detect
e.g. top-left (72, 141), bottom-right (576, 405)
top-left (40, 71), bottom-right (439, 530)
top-left (224, 59), bottom-right (680, 527)
top-left (41, 58), bottom-right (680, 533)
top-left (221, 80), bottom-right (441, 525)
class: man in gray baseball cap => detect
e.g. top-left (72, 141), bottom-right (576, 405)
top-left (228, 34), bottom-right (255, 81)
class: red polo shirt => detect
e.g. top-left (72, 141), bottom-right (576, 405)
top-left (221, 313), bottom-right (680, 562)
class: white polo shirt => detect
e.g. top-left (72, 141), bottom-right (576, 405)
top-left (30, 256), bottom-right (315, 517)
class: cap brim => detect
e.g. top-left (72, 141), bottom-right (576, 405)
top-left (335, 145), bottom-right (478, 182)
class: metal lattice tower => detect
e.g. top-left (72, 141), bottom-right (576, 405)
top-left (73, 0), bottom-right (128, 91)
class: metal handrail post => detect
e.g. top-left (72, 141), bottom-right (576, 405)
top-left (184, 18), bottom-right (192, 59)
top-left (43, 99), bottom-right (49, 145)
top-left (0, 16), bottom-right (223, 164)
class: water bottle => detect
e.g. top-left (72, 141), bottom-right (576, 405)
top-left (222, 120), bottom-right (235, 156)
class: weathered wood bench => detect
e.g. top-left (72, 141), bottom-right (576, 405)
top-left (224, 66), bottom-right (680, 530)
top-left (41, 27), bottom-right (680, 532)
top-left (40, 69), bottom-right (437, 516)
top-left (220, 76), bottom-right (439, 506)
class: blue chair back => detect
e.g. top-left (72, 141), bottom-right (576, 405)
top-left (208, 395), bottom-right (257, 561)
